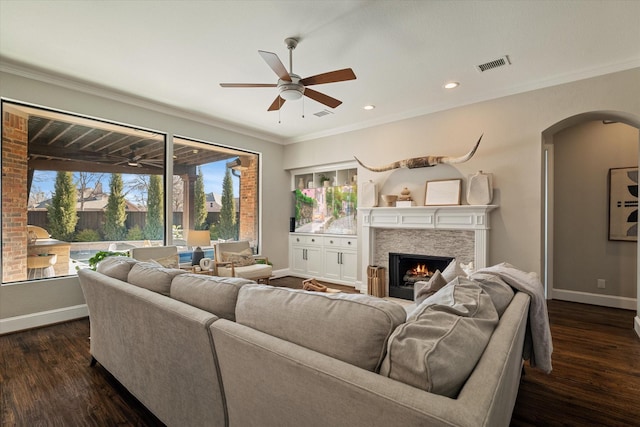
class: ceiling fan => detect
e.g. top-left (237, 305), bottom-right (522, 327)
top-left (220, 37), bottom-right (356, 111)
top-left (112, 145), bottom-right (164, 168)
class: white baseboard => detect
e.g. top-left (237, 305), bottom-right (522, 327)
top-left (635, 316), bottom-right (640, 339)
top-left (271, 268), bottom-right (290, 279)
top-left (0, 304), bottom-right (88, 335)
top-left (551, 289), bottom-right (637, 310)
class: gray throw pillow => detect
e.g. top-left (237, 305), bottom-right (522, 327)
top-left (468, 272), bottom-right (515, 317)
top-left (381, 277), bottom-right (498, 398)
top-left (414, 270), bottom-right (447, 305)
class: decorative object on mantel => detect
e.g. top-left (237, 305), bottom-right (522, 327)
top-left (396, 187), bottom-right (414, 207)
top-left (360, 180), bottom-right (378, 207)
top-left (424, 179), bottom-right (462, 206)
top-left (381, 194), bottom-right (398, 207)
top-left (297, 177), bottom-right (305, 190)
top-left (353, 134), bottom-right (482, 172)
top-left (467, 170), bottom-right (493, 205)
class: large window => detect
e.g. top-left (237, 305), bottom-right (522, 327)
top-left (172, 137), bottom-right (260, 254)
top-left (1, 100), bottom-right (260, 284)
top-left (1, 101), bottom-right (166, 283)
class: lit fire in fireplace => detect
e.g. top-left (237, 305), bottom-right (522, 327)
top-left (411, 264), bottom-right (430, 276)
top-left (403, 263), bottom-right (433, 284)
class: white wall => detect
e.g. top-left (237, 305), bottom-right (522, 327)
top-left (553, 121), bottom-right (637, 299)
top-left (0, 70), bottom-right (291, 323)
top-left (284, 68), bottom-right (640, 281)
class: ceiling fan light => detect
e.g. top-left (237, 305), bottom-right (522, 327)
top-left (127, 160), bottom-right (139, 167)
top-left (280, 87), bottom-right (303, 100)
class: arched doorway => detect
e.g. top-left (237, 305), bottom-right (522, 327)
top-left (542, 111), bottom-right (640, 336)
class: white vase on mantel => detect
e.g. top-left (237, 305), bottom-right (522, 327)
top-left (467, 171), bottom-right (493, 205)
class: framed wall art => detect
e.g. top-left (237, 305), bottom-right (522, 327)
top-left (609, 167), bottom-right (638, 242)
top-left (424, 179), bottom-right (461, 206)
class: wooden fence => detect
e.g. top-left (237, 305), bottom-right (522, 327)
top-left (27, 211), bottom-right (222, 235)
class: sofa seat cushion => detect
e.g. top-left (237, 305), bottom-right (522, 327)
top-left (381, 277), bottom-right (499, 398)
top-left (127, 262), bottom-right (187, 296)
top-left (217, 263), bottom-right (272, 280)
top-left (170, 274), bottom-right (255, 321)
top-left (235, 285), bottom-right (406, 372)
top-left (96, 256), bottom-right (138, 281)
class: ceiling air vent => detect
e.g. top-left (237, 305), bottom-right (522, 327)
top-left (313, 109), bottom-right (334, 118)
top-left (475, 55), bottom-right (511, 72)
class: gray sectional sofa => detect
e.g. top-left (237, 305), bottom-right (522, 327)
top-left (78, 256), bottom-right (532, 427)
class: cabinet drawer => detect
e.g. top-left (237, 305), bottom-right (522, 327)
top-left (290, 234), bottom-right (322, 245)
top-left (323, 236), bottom-right (357, 249)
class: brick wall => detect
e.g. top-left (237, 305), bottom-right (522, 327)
top-left (238, 157), bottom-right (258, 244)
top-left (2, 110), bottom-right (29, 282)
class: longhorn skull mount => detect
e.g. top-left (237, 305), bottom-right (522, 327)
top-left (354, 134), bottom-right (483, 172)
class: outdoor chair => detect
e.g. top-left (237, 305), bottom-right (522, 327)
top-left (213, 241), bottom-right (272, 283)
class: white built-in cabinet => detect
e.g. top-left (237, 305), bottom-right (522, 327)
top-left (290, 234), bottom-right (323, 277)
top-left (289, 234), bottom-right (358, 286)
top-left (289, 161), bottom-right (359, 286)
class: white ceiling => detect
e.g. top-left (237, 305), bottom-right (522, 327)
top-left (1, 0), bottom-right (639, 144)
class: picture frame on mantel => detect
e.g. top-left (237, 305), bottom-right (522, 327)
top-left (609, 167), bottom-right (638, 242)
top-left (424, 179), bottom-right (462, 206)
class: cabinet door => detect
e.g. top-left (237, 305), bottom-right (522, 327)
top-left (323, 248), bottom-right (342, 280)
top-left (340, 250), bottom-right (358, 282)
top-left (291, 245), bottom-right (307, 274)
top-left (305, 246), bottom-right (323, 276)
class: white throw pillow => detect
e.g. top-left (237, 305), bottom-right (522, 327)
top-left (441, 259), bottom-right (468, 282)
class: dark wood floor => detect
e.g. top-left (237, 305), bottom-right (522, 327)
top-left (1, 277), bottom-right (638, 426)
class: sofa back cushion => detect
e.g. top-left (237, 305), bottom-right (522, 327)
top-left (170, 275), bottom-right (255, 321)
top-left (380, 277), bottom-right (499, 397)
top-left (235, 285), bottom-right (406, 372)
top-left (127, 262), bottom-right (187, 296)
top-left (96, 256), bottom-right (138, 282)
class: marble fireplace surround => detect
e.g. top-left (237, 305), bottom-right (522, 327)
top-left (360, 206), bottom-right (497, 295)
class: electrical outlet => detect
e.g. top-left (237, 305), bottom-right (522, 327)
top-left (597, 279), bottom-right (606, 289)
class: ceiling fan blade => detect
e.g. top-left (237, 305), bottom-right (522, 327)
top-left (220, 83), bottom-right (277, 88)
top-left (300, 68), bottom-right (356, 86)
top-left (267, 96), bottom-right (286, 111)
top-left (303, 88), bottom-right (342, 109)
top-left (258, 50), bottom-right (291, 82)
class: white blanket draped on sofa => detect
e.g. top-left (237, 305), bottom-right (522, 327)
top-left (472, 263), bottom-right (553, 373)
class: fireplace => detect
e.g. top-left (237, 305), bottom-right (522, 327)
top-left (388, 252), bottom-right (454, 300)
top-left (360, 205), bottom-right (497, 296)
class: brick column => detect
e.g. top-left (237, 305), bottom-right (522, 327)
top-left (238, 158), bottom-right (258, 244)
top-left (2, 109), bottom-right (29, 282)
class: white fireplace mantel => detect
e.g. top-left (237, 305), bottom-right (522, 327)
top-left (360, 205), bottom-right (498, 294)
top-left (361, 205), bottom-right (497, 230)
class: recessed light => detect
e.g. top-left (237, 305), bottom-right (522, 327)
top-left (363, 105), bottom-right (375, 110)
top-left (444, 82), bottom-right (460, 89)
